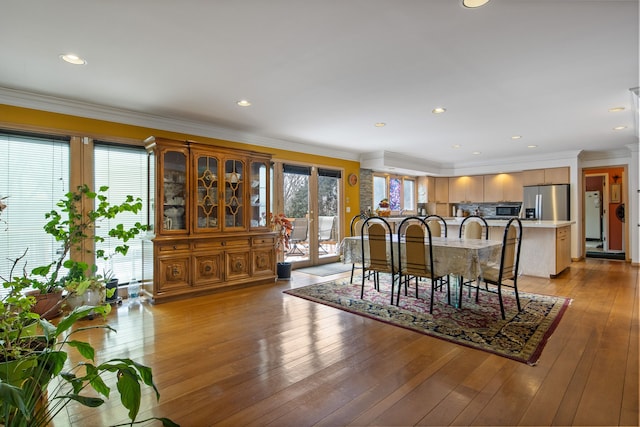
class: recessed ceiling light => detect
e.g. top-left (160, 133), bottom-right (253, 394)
top-left (59, 54), bottom-right (86, 65)
top-left (236, 99), bottom-right (251, 107)
top-left (463, 0), bottom-right (490, 8)
top-left (432, 107), bottom-right (447, 114)
top-left (511, 135), bottom-right (522, 140)
top-left (374, 122), bottom-right (386, 127)
top-left (608, 107), bottom-right (625, 112)
top-left (613, 126), bottom-right (627, 131)
top-left (452, 144), bottom-right (461, 149)
top-left (472, 151), bottom-right (481, 155)
top-left (527, 145), bottom-right (538, 148)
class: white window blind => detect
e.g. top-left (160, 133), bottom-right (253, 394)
top-left (93, 142), bottom-right (148, 284)
top-left (0, 132), bottom-right (70, 283)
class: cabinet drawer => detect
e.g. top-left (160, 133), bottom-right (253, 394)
top-left (253, 236), bottom-right (275, 246)
top-left (158, 243), bottom-right (190, 252)
top-left (192, 238), bottom-right (250, 250)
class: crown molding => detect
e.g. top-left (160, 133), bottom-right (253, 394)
top-left (0, 87), bottom-right (361, 162)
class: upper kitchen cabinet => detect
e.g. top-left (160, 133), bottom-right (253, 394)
top-left (449, 175), bottom-right (484, 203)
top-left (483, 172), bottom-right (523, 202)
top-left (522, 167), bottom-right (569, 186)
top-left (427, 177), bottom-right (449, 203)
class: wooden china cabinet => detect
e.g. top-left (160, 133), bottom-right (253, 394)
top-left (141, 136), bottom-right (276, 303)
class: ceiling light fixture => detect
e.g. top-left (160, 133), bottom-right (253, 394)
top-left (608, 107), bottom-right (625, 112)
top-left (452, 144), bottom-right (461, 149)
top-left (511, 135), bottom-right (522, 140)
top-left (472, 151), bottom-right (481, 155)
top-left (613, 126), bottom-right (627, 131)
top-left (527, 145), bottom-right (538, 148)
top-left (236, 100), bottom-right (251, 107)
top-left (463, 0), bottom-right (490, 8)
top-left (59, 54), bottom-right (86, 65)
top-left (432, 107), bottom-right (446, 114)
top-left (374, 122), bottom-right (386, 127)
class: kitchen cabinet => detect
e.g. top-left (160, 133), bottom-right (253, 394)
top-left (448, 175), bottom-right (484, 203)
top-left (483, 173), bottom-right (523, 202)
top-left (427, 177), bottom-right (449, 203)
top-left (522, 167), bottom-right (569, 186)
top-left (142, 136), bottom-right (276, 302)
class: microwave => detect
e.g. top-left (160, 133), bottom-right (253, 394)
top-left (495, 206), bottom-right (520, 217)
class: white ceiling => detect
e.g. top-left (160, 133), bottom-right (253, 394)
top-left (1, 0), bottom-right (638, 175)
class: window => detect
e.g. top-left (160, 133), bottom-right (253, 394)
top-left (373, 174), bottom-right (416, 212)
top-left (0, 132), bottom-right (70, 282)
top-left (94, 142), bottom-right (148, 284)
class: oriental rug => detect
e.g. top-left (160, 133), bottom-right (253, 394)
top-left (284, 276), bottom-right (571, 365)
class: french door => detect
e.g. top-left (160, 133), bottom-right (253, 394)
top-left (274, 162), bottom-right (342, 266)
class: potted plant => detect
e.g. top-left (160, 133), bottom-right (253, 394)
top-left (0, 188), bottom-right (177, 426)
top-left (270, 213), bottom-right (293, 279)
top-left (23, 184), bottom-right (148, 319)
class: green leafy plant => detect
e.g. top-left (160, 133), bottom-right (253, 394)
top-left (0, 186), bottom-right (177, 426)
top-left (27, 184), bottom-right (148, 295)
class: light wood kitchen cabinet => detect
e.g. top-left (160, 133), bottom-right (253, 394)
top-left (427, 177), bottom-right (449, 203)
top-left (483, 173), bottom-right (523, 202)
top-left (142, 136), bottom-right (276, 303)
top-left (555, 226), bottom-right (571, 274)
top-left (522, 167), bottom-right (569, 186)
top-left (449, 175), bottom-right (484, 203)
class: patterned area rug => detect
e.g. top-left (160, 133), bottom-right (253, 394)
top-left (284, 276), bottom-right (571, 365)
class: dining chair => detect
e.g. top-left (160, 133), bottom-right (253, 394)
top-left (349, 214), bottom-right (366, 283)
top-left (479, 217), bottom-right (523, 319)
top-left (424, 214), bottom-right (449, 295)
top-left (360, 216), bottom-right (397, 304)
top-left (288, 217), bottom-right (308, 255)
top-left (425, 214), bottom-right (447, 238)
top-left (457, 215), bottom-right (490, 303)
top-left (458, 215), bottom-right (489, 240)
top-left (396, 216), bottom-right (444, 313)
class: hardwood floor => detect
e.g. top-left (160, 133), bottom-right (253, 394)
top-left (55, 259), bottom-right (638, 426)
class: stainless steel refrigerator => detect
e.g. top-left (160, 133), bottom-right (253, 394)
top-left (522, 184), bottom-right (570, 221)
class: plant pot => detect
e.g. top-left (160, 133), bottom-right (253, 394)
top-left (105, 278), bottom-right (119, 303)
top-left (27, 290), bottom-right (63, 320)
top-left (277, 262), bottom-right (292, 279)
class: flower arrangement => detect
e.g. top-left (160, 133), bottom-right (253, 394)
top-left (270, 213), bottom-right (293, 261)
top-left (378, 198), bottom-right (390, 208)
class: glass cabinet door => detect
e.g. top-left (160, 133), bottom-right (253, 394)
top-left (224, 158), bottom-right (244, 229)
top-left (250, 160), bottom-right (269, 228)
top-left (161, 150), bottom-right (187, 232)
top-left (195, 153), bottom-right (220, 231)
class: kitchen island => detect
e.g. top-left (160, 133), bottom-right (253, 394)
top-left (363, 216), bottom-right (573, 278)
top-left (445, 218), bottom-right (573, 278)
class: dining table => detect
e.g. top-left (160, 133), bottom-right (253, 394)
top-left (339, 235), bottom-right (504, 308)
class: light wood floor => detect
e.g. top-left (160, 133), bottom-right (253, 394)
top-left (56, 258), bottom-right (638, 426)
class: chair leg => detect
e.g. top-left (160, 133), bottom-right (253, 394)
top-left (497, 282), bottom-right (506, 319)
top-left (350, 263), bottom-right (355, 284)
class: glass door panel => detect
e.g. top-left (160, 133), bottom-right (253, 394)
top-left (224, 159), bottom-right (244, 229)
top-left (162, 150), bottom-right (187, 232)
top-left (195, 154), bottom-right (219, 231)
top-left (283, 166), bottom-right (310, 263)
top-left (317, 170), bottom-right (341, 260)
top-left (250, 160), bottom-right (268, 228)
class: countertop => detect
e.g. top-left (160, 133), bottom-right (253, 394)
top-left (443, 217), bottom-right (574, 228)
top-left (374, 216), bottom-right (574, 229)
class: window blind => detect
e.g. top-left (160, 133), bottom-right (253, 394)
top-left (0, 132), bottom-right (70, 284)
top-left (94, 142), bottom-right (148, 284)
